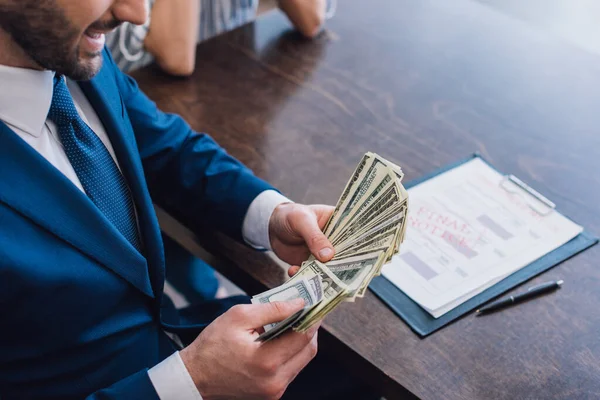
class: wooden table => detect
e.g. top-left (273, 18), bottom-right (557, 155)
top-left (132, 0), bottom-right (600, 398)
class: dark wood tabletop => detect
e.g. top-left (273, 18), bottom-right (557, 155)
top-left (132, 0), bottom-right (600, 398)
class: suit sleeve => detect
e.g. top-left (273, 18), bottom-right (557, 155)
top-left (84, 369), bottom-right (160, 400)
top-left (105, 49), bottom-right (275, 241)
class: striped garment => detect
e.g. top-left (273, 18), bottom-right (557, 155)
top-left (107, 0), bottom-right (336, 73)
top-left (106, 0), bottom-right (260, 72)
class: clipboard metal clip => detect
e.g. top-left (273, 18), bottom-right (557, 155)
top-left (499, 175), bottom-right (556, 216)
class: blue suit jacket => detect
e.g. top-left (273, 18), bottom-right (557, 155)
top-left (0, 49), bottom-right (273, 399)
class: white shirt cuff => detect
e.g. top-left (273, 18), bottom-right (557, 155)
top-left (242, 190), bottom-right (291, 250)
top-left (148, 352), bottom-right (203, 400)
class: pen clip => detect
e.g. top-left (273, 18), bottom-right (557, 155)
top-left (499, 175), bottom-right (556, 216)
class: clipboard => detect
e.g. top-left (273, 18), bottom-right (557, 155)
top-left (369, 154), bottom-right (598, 337)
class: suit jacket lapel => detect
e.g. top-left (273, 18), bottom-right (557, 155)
top-left (78, 72), bottom-right (166, 299)
top-left (0, 121), bottom-right (154, 298)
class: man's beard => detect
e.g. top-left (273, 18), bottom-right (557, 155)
top-left (0, 1), bottom-right (103, 80)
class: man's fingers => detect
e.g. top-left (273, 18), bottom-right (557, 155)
top-left (232, 300), bottom-right (305, 329)
top-left (288, 265), bottom-right (301, 277)
top-left (292, 209), bottom-right (334, 262)
top-left (310, 204), bottom-right (335, 230)
top-left (259, 324), bottom-right (319, 364)
top-left (279, 330), bottom-right (319, 380)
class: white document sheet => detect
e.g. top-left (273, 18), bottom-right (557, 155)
top-left (382, 158), bottom-right (582, 318)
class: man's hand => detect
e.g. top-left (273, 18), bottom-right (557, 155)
top-left (269, 203), bottom-right (335, 266)
top-left (180, 299), bottom-right (319, 400)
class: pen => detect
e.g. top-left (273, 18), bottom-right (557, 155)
top-left (476, 280), bottom-right (564, 314)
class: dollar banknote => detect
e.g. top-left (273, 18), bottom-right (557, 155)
top-left (251, 277), bottom-right (322, 332)
top-left (252, 153), bottom-right (409, 340)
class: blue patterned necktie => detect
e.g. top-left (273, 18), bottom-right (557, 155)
top-left (47, 75), bottom-right (141, 252)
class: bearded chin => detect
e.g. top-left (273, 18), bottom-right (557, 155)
top-left (48, 47), bottom-right (103, 81)
top-left (17, 35), bottom-right (102, 81)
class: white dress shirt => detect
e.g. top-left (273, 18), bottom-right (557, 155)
top-left (0, 64), bottom-right (288, 399)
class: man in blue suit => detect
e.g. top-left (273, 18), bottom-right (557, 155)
top-left (0, 1), bottom-right (378, 399)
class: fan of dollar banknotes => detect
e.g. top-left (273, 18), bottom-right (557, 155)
top-left (252, 152), bottom-right (409, 342)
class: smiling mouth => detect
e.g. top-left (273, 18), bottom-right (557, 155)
top-left (85, 30), bottom-right (104, 39)
top-left (81, 28), bottom-right (108, 55)
top-left (84, 27), bottom-right (111, 39)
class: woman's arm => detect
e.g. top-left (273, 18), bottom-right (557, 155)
top-left (144, 0), bottom-right (200, 76)
top-left (277, 0), bottom-right (328, 38)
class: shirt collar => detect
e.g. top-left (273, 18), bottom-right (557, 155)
top-left (0, 64), bottom-right (55, 138)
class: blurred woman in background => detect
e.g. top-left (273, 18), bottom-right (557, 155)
top-left (107, 0), bottom-right (336, 76)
